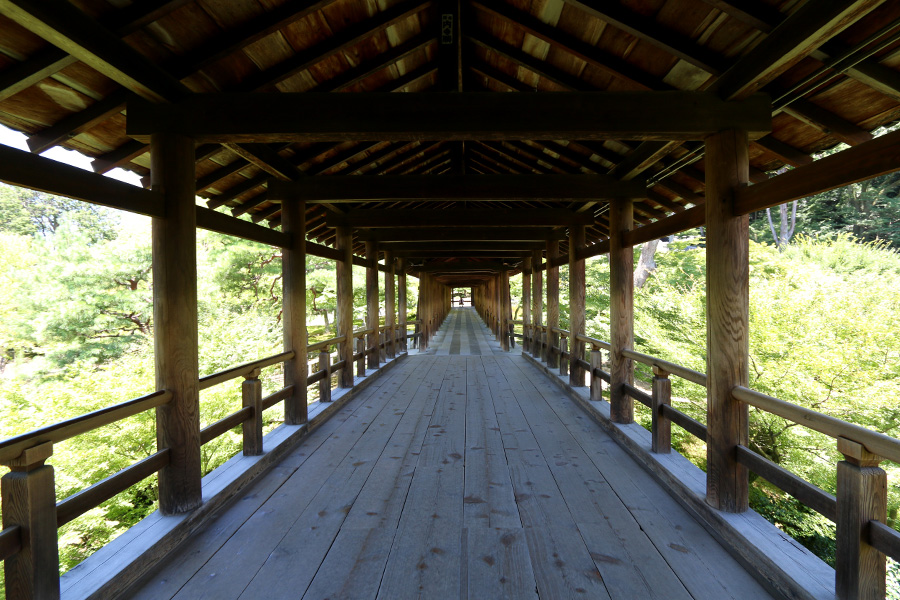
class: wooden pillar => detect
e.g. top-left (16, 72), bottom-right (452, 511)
top-left (365, 241), bottom-right (379, 370)
top-left (546, 240), bottom-right (559, 368)
top-left (2, 443), bottom-right (59, 599)
top-left (609, 198), bottom-right (634, 424)
top-left (385, 250), bottom-right (396, 359)
top-left (651, 368), bottom-right (671, 454)
top-left (836, 438), bottom-right (887, 600)
top-left (532, 249), bottom-right (543, 358)
top-left (282, 199), bottom-right (308, 425)
top-left (398, 258), bottom-right (407, 353)
top-left (500, 270), bottom-right (510, 351)
top-left (522, 257), bottom-right (532, 353)
top-left (335, 226), bottom-right (354, 388)
top-left (569, 224), bottom-right (586, 386)
top-left (242, 369), bottom-right (263, 456)
top-left (420, 273), bottom-right (429, 350)
top-left (151, 132), bottom-right (201, 515)
top-left (705, 129), bottom-right (750, 513)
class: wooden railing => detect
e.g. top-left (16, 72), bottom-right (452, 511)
top-left (0, 322), bottom-right (424, 597)
top-left (521, 326), bottom-right (900, 597)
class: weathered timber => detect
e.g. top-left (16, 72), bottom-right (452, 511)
top-left (366, 241), bottom-right (380, 370)
top-left (282, 199), bottom-right (308, 424)
top-left (126, 92), bottom-right (773, 142)
top-left (705, 129), bottom-right (750, 513)
top-left (545, 240), bottom-right (559, 368)
top-left (359, 228), bottom-right (567, 242)
top-left (609, 199), bottom-right (634, 423)
top-left (242, 373), bottom-right (263, 456)
top-left (336, 226), bottom-right (354, 388)
top-left (385, 250), bottom-right (396, 359)
top-left (151, 132), bottom-right (202, 515)
top-left (569, 224), bottom-right (586, 386)
top-left (269, 174), bottom-right (645, 202)
top-left (326, 208), bottom-right (595, 228)
top-left (651, 369), bottom-right (671, 454)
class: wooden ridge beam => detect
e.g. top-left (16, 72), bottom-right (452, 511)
top-left (326, 208), bottom-right (593, 228)
top-left (734, 129), bottom-right (900, 214)
top-left (380, 241), bottom-right (546, 251)
top-left (268, 173), bottom-right (647, 202)
top-left (195, 207), bottom-right (288, 248)
top-left (126, 92), bottom-right (773, 143)
top-left (390, 249), bottom-right (530, 258)
top-left (416, 261), bottom-right (514, 273)
top-left (358, 227), bottom-right (568, 242)
top-left (0, 144), bottom-right (162, 216)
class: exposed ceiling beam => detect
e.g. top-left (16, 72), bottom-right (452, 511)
top-left (380, 241), bottom-right (546, 251)
top-left (710, 0), bottom-right (886, 100)
top-left (0, 0), bottom-right (189, 102)
top-left (127, 92), bottom-right (772, 143)
top-left (326, 209), bottom-right (594, 228)
top-left (268, 174), bottom-right (647, 202)
top-left (416, 261), bottom-right (514, 273)
top-left (358, 228), bottom-right (567, 242)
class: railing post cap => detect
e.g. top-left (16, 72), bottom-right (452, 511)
top-left (652, 365), bottom-right (669, 378)
top-left (838, 436), bottom-right (883, 466)
top-left (243, 367), bottom-right (262, 380)
top-left (4, 441), bottom-right (53, 470)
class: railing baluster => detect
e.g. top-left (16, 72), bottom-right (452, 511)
top-left (319, 350), bottom-right (331, 403)
top-left (356, 336), bottom-right (365, 377)
top-left (651, 367), bottom-right (671, 454)
top-left (836, 437), bottom-right (886, 600)
top-left (242, 368), bottom-right (263, 456)
top-left (590, 345), bottom-right (603, 401)
top-left (1, 442), bottom-right (60, 600)
top-left (559, 336), bottom-right (568, 377)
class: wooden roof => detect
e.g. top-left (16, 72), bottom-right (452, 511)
top-left (1, 0), bottom-right (900, 283)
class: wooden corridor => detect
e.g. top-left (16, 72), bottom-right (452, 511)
top-left (127, 310), bottom-right (772, 600)
top-left (421, 307), bottom-right (514, 356)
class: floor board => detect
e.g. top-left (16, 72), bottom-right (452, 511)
top-left (128, 308), bottom-right (774, 600)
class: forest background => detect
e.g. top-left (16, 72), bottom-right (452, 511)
top-left (0, 157), bottom-right (899, 597)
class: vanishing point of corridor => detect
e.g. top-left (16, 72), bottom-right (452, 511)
top-left (128, 309), bottom-right (772, 599)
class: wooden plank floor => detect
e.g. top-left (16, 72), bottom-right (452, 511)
top-left (129, 309), bottom-right (773, 600)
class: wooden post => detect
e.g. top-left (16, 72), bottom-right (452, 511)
top-left (336, 226), bottom-right (354, 388)
top-left (242, 368), bottom-right (263, 456)
top-left (420, 274), bottom-right (429, 351)
top-left (609, 198), bottom-right (634, 425)
top-left (398, 258), bottom-right (407, 352)
top-left (356, 336), bottom-right (365, 377)
top-left (569, 223), bottom-right (586, 386)
top-left (590, 345), bottom-right (603, 401)
top-left (532, 249), bottom-right (543, 358)
top-left (319, 350), bottom-right (331, 403)
top-left (522, 257), bottom-right (532, 353)
top-left (500, 271), bottom-right (510, 351)
top-left (705, 129), bottom-right (750, 513)
top-left (559, 336), bottom-right (568, 377)
top-left (366, 240), bottom-right (379, 368)
top-left (385, 250), bottom-right (396, 359)
top-left (546, 240), bottom-right (559, 368)
top-left (151, 132), bottom-right (202, 515)
top-left (836, 437), bottom-right (886, 600)
top-left (651, 367), bottom-right (671, 454)
top-left (282, 199), bottom-right (308, 425)
top-left (1, 443), bottom-right (59, 599)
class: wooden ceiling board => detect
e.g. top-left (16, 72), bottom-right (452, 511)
top-left (142, 4), bottom-right (222, 58)
top-left (0, 14), bottom-right (50, 59)
top-left (241, 31), bottom-right (297, 72)
top-left (0, 79), bottom-right (91, 128)
top-left (655, 0), bottom-right (716, 40)
top-left (54, 61), bottom-right (121, 99)
top-left (278, 11), bottom-right (336, 53)
top-left (811, 77), bottom-right (900, 128)
top-left (197, 0), bottom-right (265, 31)
top-left (272, 67), bottom-right (321, 91)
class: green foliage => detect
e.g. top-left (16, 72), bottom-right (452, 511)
top-left (0, 184), bottom-right (118, 242)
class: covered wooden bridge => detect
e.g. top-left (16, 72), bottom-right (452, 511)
top-left (1, 0), bottom-right (900, 598)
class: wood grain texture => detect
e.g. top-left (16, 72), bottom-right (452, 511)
top-left (532, 249), bottom-right (543, 358)
top-left (651, 373), bottom-right (672, 454)
top-left (836, 456), bottom-right (887, 599)
top-left (545, 240), bottom-right (560, 368)
top-left (398, 258), bottom-right (407, 352)
top-left (704, 129), bottom-right (750, 513)
top-left (366, 241), bottom-right (381, 369)
top-left (336, 226), bottom-right (354, 388)
top-left (609, 199), bottom-right (634, 424)
top-left (385, 250), bottom-right (396, 358)
top-left (569, 224), bottom-right (586, 386)
top-left (522, 258), bottom-right (532, 354)
top-left (282, 199), bottom-right (308, 425)
top-left (151, 132), bottom-right (202, 515)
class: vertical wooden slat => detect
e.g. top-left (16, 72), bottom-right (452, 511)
top-left (398, 258), bottom-right (407, 352)
top-left (836, 437), bottom-right (886, 600)
top-left (335, 226), bottom-right (354, 388)
top-left (282, 199), bottom-right (308, 425)
top-left (366, 240), bottom-right (380, 370)
top-left (651, 368), bottom-right (671, 454)
top-left (609, 198), bottom-right (634, 424)
top-left (705, 129), bottom-right (750, 513)
top-left (546, 240), bottom-right (559, 368)
top-left (500, 271), bottom-right (510, 351)
top-left (532, 248), bottom-right (543, 358)
top-left (522, 257), bottom-right (532, 353)
top-left (242, 370), bottom-right (263, 456)
top-left (1, 443), bottom-right (59, 600)
top-left (569, 223), bottom-right (586, 386)
top-left (319, 350), bottom-right (331, 403)
top-left (590, 345), bottom-right (603, 401)
top-left (385, 250), bottom-right (396, 359)
top-left (151, 132), bottom-right (202, 515)
top-left (356, 336), bottom-right (365, 377)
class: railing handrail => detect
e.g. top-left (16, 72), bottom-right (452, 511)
top-left (199, 350), bottom-right (295, 391)
top-left (733, 385), bottom-right (900, 464)
top-left (0, 389), bottom-right (172, 464)
top-left (621, 349), bottom-right (707, 387)
top-left (575, 333), bottom-right (611, 351)
top-left (307, 335), bottom-right (347, 353)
